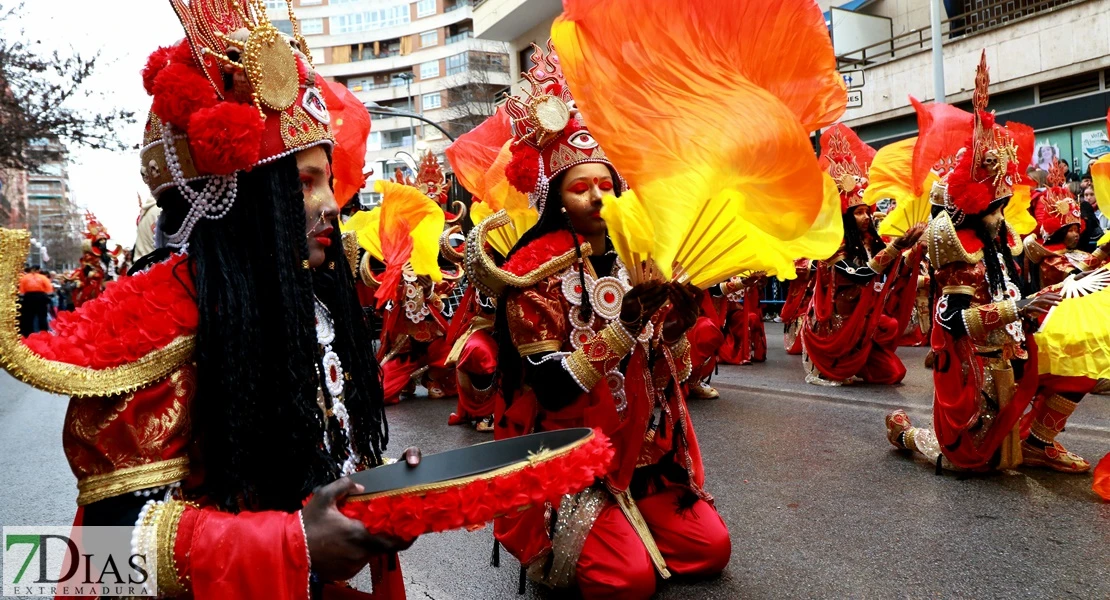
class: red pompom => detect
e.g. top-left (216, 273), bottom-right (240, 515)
top-left (172, 41), bottom-right (196, 66)
top-left (506, 143), bottom-right (541, 194)
top-left (186, 101), bottom-right (265, 175)
top-left (142, 46), bottom-right (175, 95)
top-left (152, 62), bottom-right (218, 129)
top-left (947, 147), bottom-right (994, 215)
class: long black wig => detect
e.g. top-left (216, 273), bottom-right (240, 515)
top-left (491, 171), bottom-right (620, 411)
top-left (153, 153), bottom-right (387, 512)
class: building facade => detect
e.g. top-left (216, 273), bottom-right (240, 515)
top-left (0, 167), bottom-right (28, 229)
top-left (826, 0), bottom-right (1109, 172)
top-left (475, 0), bottom-right (1109, 175)
top-left (271, 0), bottom-right (511, 204)
top-left (24, 141), bottom-right (82, 270)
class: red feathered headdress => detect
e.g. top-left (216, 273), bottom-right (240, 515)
top-left (819, 124), bottom-right (875, 214)
top-left (1035, 160), bottom-right (1084, 240)
top-left (942, 51), bottom-right (1024, 218)
top-left (503, 41), bottom-right (619, 209)
top-left (139, 1), bottom-right (334, 246)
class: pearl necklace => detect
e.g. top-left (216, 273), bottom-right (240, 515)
top-left (315, 297), bottom-right (361, 475)
top-left (161, 123), bottom-right (239, 249)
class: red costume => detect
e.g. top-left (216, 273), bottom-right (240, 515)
top-left (887, 53), bottom-right (1045, 473)
top-left (0, 4), bottom-right (404, 597)
top-left (473, 42), bottom-right (729, 599)
top-left (716, 274), bottom-right (767, 366)
top-left (444, 287), bottom-right (499, 429)
top-left (780, 259), bottom-right (814, 354)
top-left (68, 213), bottom-right (124, 308)
top-left (802, 125), bottom-right (923, 386)
top-left (1017, 162), bottom-right (1110, 472)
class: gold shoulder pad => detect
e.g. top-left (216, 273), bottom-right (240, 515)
top-left (926, 211), bottom-right (982, 268)
top-left (0, 228), bottom-right (193, 398)
top-left (465, 210), bottom-right (588, 298)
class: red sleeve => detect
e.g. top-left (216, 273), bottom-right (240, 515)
top-left (170, 504), bottom-right (310, 600)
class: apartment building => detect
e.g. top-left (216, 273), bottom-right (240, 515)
top-left (270, 0), bottom-right (511, 203)
top-left (24, 141), bottom-right (82, 269)
top-left (475, 0), bottom-right (1109, 174)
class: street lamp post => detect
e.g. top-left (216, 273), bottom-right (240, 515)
top-left (364, 102), bottom-right (456, 142)
top-left (397, 71), bottom-right (415, 153)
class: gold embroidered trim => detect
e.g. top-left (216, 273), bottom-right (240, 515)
top-left (1023, 235), bottom-right (1052, 264)
top-left (926, 211), bottom-right (982, 268)
top-left (153, 500), bottom-right (189, 597)
top-left (76, 457), bottom-right (190, 506)
top-left (0, 229), bottom-right (194, 398)
top-left (517, 340), bottom-right (563, 357)
top-left (998, 298), bottom-right (1018, 325)
top-left (466, 210), bottom-right (590, 298)
top-left (341, 231), bottom-right (359, 279)
top-left (359, 252), bottom-right (381, 288)
top-left (347, 430), bottom-right (596, 501)
top-left (565, 348), bottom-right (603, 391)
top-left (964, 306), bottom-right (986, 339)
top-left (445, 316), bottom-right (495, 366)
top-left (1093, 247), bottom-right (1108, 263)
top-left (942, 285), bottom-right (975, 296)
top-left (611, 489), bottom-right (671, 579)
top-left (1044, 393), bottom-right (1078, 415)
top-left (867, 245), bottom-right (900, 274)
top-left (601, 324), bottom-right (635, 359)
top-left (903, 427), bottom-right (917, 452)
top-left (670, 337), bottom-right (692, 382)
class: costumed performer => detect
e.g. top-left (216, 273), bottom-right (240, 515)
top-left (801, 124), bottom-right (926, 386)
top-left (0, 2), bottom-right (416, 597)
top-left (886, 52), bottom-right (1061, 473)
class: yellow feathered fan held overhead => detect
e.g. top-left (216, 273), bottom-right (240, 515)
top-left (600, 190), bottom-right (660, 285)
top-left (865, 137), bottom-right (934, 238)
top-left (1035, 268), bottom-right (1110, 380)
top-left (551, 0), bottom-right (847, 287)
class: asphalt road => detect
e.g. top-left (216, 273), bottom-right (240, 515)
top-left (2, 339), bottom-right (1108, 599)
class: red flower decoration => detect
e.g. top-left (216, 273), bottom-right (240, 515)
top-left (334, 430), bottom-right (614, 540)
top-left (188, 101), bottom-right (265, 175)
top-left (142, 46), bottom-right (176, 95)
top-left (151, 62), bottom-right (219, 129)
top-left (506, 143), bottom-right (541, 195)
top-left (23, 255), bottom-right (196, 370)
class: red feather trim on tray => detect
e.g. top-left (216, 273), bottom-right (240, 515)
top-left (335, 429), bottom-right (614, 540)
top-left (23, 255), bottom-right (197, 369)
top-left (500, 230), bottom-right (577, 276)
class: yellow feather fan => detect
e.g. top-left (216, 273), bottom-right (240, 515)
top-left (865, 137), bottom-right (935, 238)
top-left (469, 141), bottom-right (539, 257)
top-left (1035, 268), bottom-right (1110, 379)
top-left (551, 0), bottom-right (846, 287)
top-left (375, 180), bottom-right (445, 281)
top-left (340, 207), bottom-right (383, 260)
top-left (600, 190), bottom-right (659, 284)
top-left (1004, 183), bottom-right (1037, 236)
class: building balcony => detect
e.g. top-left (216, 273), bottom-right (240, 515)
top-left (317, 36), bottom-right (508, 79)
top-left (472, 0), bottom-right (561, 41)
top-left (839, 0), bottom-right (1108, 129)
top-left (352, 68), bottom-right (511, 104)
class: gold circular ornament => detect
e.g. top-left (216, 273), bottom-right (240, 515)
top-left (529, 95), bottom-right (570, 135)
top-left (242, 24), bottom-right (299, 113)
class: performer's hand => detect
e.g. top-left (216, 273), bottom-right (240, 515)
top-left (402, 446), bottom-right (422, 467)
top-left (1017, 292), bottom-right (1062, 317)
top-left (894, 223), bottom-right (926, 249)
top-left (303, 478), bottom-right (417, 582)
top-left (621, 281), bottom-right (669, 333)
top-left (662, 282), bottom-right (699, 344)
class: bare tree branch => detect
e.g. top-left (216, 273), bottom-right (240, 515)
top-left (0, 2), bottom-right (136, 172)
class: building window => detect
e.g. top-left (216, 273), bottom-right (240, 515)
top-left (273, 19), bottom-right (295, 35)
top-left (264, 0), bottom-right (286, 9)
top-left (420, 30), bottom-right (438, 48)
top-left (419, 60), bottom-right (440, 79)
top-left (445, 52), bottom-right (467, 76)
top-left (300, 17), bottom-right (324, 35)
top-left (368, 132), bottom-right (382, 151)
top-left (300, 0), bottom-right (323, 4)
top-left (331, 4), bottom-right (410, 34)
top-left (423, 92), bottom-right (441, 110)
top-left (416, 0), bottom-right (436, 18)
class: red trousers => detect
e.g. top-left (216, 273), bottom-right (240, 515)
top-left (855, 314), bottom-right (907, 385)
top-left (381, 337), bottom-right (456, 404)
top-left (453, 329), bottom-right (498, 421)
top-left (719, 309), bottom-right (766, 365)
top-left (576, 487), bottom-right (731, 600)
top-left (687, 316), bottom-right (725, 384)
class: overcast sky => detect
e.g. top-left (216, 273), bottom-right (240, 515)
top-left (14, 1), bottom-right (186, 247)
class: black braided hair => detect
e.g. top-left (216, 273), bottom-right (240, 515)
top-left (493, 167), bottom-right (620, 412)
